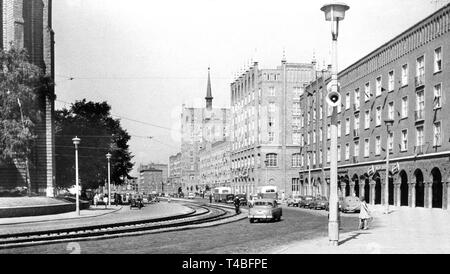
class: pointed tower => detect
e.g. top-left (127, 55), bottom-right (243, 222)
top-left (205, 67), bottom-right (213, 111)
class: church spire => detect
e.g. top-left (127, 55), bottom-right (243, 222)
top-left (205, 67), bottom-right (213, 110)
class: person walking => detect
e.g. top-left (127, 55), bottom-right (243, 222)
top-left (93, 193), bottom-right (99, 207)
top-left (359, 196), bottom-right (371, 230)
top-left (103, 194), bottom-right (108, 209)
top-left (209, 193), bottom-right (213, 204)
top-left (234, 196), bottom-right (241, 214)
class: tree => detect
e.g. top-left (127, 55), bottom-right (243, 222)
top-left (0, 46), bottom-right (53, 195)
top-left (55, 100), bottom-right (134, 190)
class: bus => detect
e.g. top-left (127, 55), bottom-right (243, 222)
top-left (257, 186), bottom-right (278, 200)
top-left (213, 187), bottom-right (232, 203)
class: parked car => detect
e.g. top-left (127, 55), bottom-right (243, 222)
top-left (340, 196), bottom-right (361, 213)
top-left (225, 194), bottom-right (235, 204)
top-left (235, 194), bottom-right (248, 206)
top-left (299, 196), bottom-right (315, 208)
top-left (287, 194), bottom-right (303, 207)
top-left (187, 192), bottom-right (196, 199)
top-left (310, 196), bottom-right (329, 210)
top-left (248, 199), bottom-right (282, 223)
top-left (248, 194), bottom-right (259, 208)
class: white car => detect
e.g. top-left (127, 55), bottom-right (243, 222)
top-left (188, 193), bottom-right (196, 199)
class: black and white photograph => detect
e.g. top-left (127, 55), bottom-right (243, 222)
top-left (0, 0), bottom-right (450, 261)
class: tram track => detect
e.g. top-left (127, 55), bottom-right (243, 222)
top-left (0, 202), bottom-right (242, 250)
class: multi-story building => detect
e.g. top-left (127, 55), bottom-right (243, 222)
top-left (169, 153), bottom-right (182, 193)
top-left (139, 167), bottom-right (164, 195)
top-left (0, 0), bottom-right (55, 197)
top-left (180, 68), bottom-right (230, 191)
top-left (199, 140), bottom-right (231, 190)
top-left (300, 4), bottom-right (450, 210)
top-left (230, 59), bottom-right (320, 197)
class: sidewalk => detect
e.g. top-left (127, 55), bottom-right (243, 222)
top-left (272, 206), bottom-right (450, 254)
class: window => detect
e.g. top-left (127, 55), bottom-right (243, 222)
top-left (268, 132), bottom-right (275, 142)
top-left (388, 132), bottom-right (394, 152)
top-left (319, 105), bottom-right (323, 119)
top-left (346, 93), bottom-right (351, 110)
top-left (354, 88), bottom-right (361, 110)
top-left (364, 82), bottom-right (371, 102)
top-left (354, 141), bottom-right (360, 158)
top-left (292, 153), bottom-right (301, 167)
top-left (401, 130), bottom-right (408, 152)
top-left (337, 100), bottom-right (342, 113)
top-left (416, 56), bottom-right (425, 85)
top-left (434, 83), bottom-right (442, 109)
top-left (388, 70), bottom-right (395, 92)
top-left (307, 132), bottom-right (311, 145)
top-left (313, 130), bottom-right (317, 144)
top-left (365, 110), bottom-right (370, 129)
top-left (345, 143), bottom-right (350, 160)
top-left (416, 126), bottom-right (424, 147)
top-left (388, 102), bottom-right (395, 120)
top-left (328, 104), bottom-right (333, 117)
top-left (364, 138), bottom-right (370, 157)
top-left (319, 128), bottom-right (323, 142)
top-left (312, 152), bottom-right (317, 165)
top-left (319, 150), bottom-right (323, 164)
top-left (327, 124), bottom-right (331, 140)
top-left (269, 87), bottom-right (276, 96)
top-left (327, 147), bottom-right (331, 163)
top-left (313, 108), bottom-right (317, 121)
top-left (376, 106), bottom-right (382, 126)
top-left (345, 117), bottom-right (350, 135)
top-left (266, 153), bottom-right (278, 167)
top-left (293, 87), bottom-right (303, 99)
top-left (269, 102), bottom-right (276, 113)
top-left (434, 47), bottom-right (442, 73)
top-left (337, 121), bottom-right (342, 138)
top-left (354, 114), bottom-right (360, 131)
top-left (337, 145), bottom-right (341, 162)
top-left (292, 117), bottom-right (301, 128)
top-left (401, 64), bottom-right (409, 86)
top-left (376, 76), bottom-right (382, 97)
top-left (434, 122), bottom-right (442, 147)
top-left (375, 136), bottom-right (381, 156)
top-left (293, 132), bottom-right (301, 145)
top-left (416, 91), bottom-right (424, 119)
top-left (401, 97), bottom-right (408, 118)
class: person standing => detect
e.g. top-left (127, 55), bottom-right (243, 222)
top-left (93, 193), bottom-right (99, 207)
top-left (234, 196), bottom-right (241, 214)
top-left (103, 194), bottom-right (108, 209)
top-left (359, 196), bottom-right (371, 230)
top-left (209, 193), bottom-right (213, 204)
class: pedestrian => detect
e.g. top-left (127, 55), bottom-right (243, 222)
top-left (234, 196), bottom-right (241, 214)
top-left (103, 194), bottom-right (108, 209)
top-left (209, 193), bottom-right (213, 204)
top-left (114, 193), bottom-right (119, 206)
top-left (359, 196), bottom-right (371, 230)
top-left (93, 193), bottom-right (99, 207)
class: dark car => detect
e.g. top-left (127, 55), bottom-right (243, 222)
top-left (235, 194), bottom-right (248, 206)
top-left (299, 196), bottom-right (315, 208)
top-left (225, 194), bottom-right (235, 204)
top-left (310, 196), bottom-right (329, 210)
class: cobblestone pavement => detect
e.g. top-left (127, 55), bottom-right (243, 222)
top-left (0, 202), bottom-right (193, 235)
top-left (0, 205), bottom-right (359, 254)
top-left (272, 205), bottom-right (450, 254)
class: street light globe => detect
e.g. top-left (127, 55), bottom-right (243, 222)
top-left (321, 2), bottom-right (350, 21)
top-left (106, 153), bottom-right (112, 159)
top-left (72, 137), bottom-right (81, 146)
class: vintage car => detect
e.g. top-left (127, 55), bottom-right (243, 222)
top-left (235, 194), bottom-right (248, 206)
top-left (340, 196), bottom-right (361, 213)
top-left (286, 194), bottom-right (304, 207)
top-left (299, 196), bottom-right (315, 208)
top-left (248, 199), bottom-right (282, 223)
top-left (225, 194), bottom-right (235, 204)
top-left (310, 196), bottom-right (329, 210)
top-left (187, 192), bottom-right (196, 199)
top-left (130, 195), bottom-right (144, 210)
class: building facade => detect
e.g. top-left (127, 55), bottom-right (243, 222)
top-left (299, 4), bottom-right (450, 210)
top-left (180, 69), bottom-right (230, 191)
top-left (199, 140), bottom-right (231, 190)
top-left (230, 60), bottom-right (321, 197)
top-left (139, 168), bottom-right (164, 195)
top-left (0, 0), bottom-right (55, 197)
top-left (169, 153), bottom-right (182, 193)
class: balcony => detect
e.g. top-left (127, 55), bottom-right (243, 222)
top-left (414, 110), bottom-right (424, 122)
top-left (415, 74), bottom-right (425, 88)
top-left (414, 145), bottom-right (425, 155)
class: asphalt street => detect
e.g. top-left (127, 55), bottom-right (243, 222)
top-left (1, 201), bottom-right (359, 254)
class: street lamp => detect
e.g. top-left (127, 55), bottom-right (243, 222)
top-left (106, 153), bottom-right (112, 207)
top-left (72, 137), bottom-right (81, 215)
top-left (321, 2), bottom-right (349, 247)
top-left (384, 119), bottom-right (394, 214)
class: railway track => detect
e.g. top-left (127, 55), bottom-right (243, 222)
top-left (0, 202), bottom-right (241, 249)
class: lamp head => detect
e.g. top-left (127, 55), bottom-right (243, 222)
top-left (321, 3), bottom-right (350, 21)
top-left (72, 137), bottom-right (81, 146)
top-left (106, 153), bottom-right (112, 159)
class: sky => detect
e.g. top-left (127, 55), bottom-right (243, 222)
top-left (53, 0), bottom-right (445, 175)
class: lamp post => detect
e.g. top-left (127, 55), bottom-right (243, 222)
top-left (321, 2), bottom-right (349, 247)
top-left (384, 119), bottom-right (394, 214)
top-left (72, 137), bottom-right (81, 215)
top-left (106, 153), bottom-right (112, 207)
